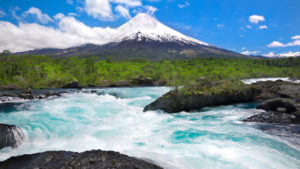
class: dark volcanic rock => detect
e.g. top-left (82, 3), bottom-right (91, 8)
top-left (132, 76), bottom-right (154, 86)
top-left (253, 80), bottom-right (300, 99)
top-left (45, 92), bottom-right (61, 98)
top-left (0, 150), bottom-right (163, 169)
top-left (244, 80), bottom-right (300, 124)
top-left (18, 88), bottom-right (34, 100)
top-left (144, 84), bottom-right (261, 113)
top-left (243, 111), bottom-right (299, 124)
top-left (62, 80), bottom-right (82, 89)
top-left (0, 123), bottom-right (24, 149)
top-left (256, 98), bottom-right (297, 113)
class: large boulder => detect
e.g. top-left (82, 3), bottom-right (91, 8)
top-left (256, 98), bottom-right (297, 113)
top-left (144, 82), bottom-right (261, 113)
top-left (0, 150), bottom-right (162, 169)
top-left (0, 123), bottom-right (24, 149)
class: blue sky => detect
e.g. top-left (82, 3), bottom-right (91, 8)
top-left (0, 0), bottom-right (299, 57)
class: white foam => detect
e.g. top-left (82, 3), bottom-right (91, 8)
top-left (241, 77), bottom-right (300, 84)
top-left (1, 87), bottom-right (300, 169)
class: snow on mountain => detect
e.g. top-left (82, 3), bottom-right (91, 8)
top-left (17, 13), bottom-right (245, 59)
top-left (114, 13), bottom-right (210, 46)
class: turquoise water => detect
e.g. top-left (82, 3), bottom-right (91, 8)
top-left (1, 87), bottom-right (300, 169)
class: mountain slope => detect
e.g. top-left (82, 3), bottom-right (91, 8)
top-left (17, 13), bottom-right (245, 59)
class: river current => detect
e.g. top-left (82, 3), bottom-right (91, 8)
top-left (1, 87), bottom-right (300, 169)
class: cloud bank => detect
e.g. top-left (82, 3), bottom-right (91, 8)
top-left (84, 0), bottom-right (143, 20)
top-left (0, 11), bottom-right (120, 52)
top-left (268, 35), bottom-right (300, 47)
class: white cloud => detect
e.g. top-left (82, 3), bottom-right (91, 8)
top-left (0, 15), bottom-right (119, 52)
top-left (83, 0), bottom-right (142, 20)
top-left (268, 35), bottom-right (300, 48)
top-left (68, 12), bottom-right (78, 17)
top-left (249, 15), bottom-right (265, 24)
top-left (286, 40), bottom-right (300, 47)
top-left (84, 0), bottom-right (113, 20)
top-left (263, 51), bottom-right (300, 58)
top-left (292, 35), bottom-right (300, 40)
top-left (278, 51), bottom-right (300, 57)
top-left (259, 25), bottom-right (268, 29)
top-left (178, 2), bottom-right (190, 8)
top-left (24, 7), bottom-right (53, 24)
top-left (0, 10), bottom-right (6, 18)
top-left (241, 47), bottom-right (247, 50)
top-left (246, 25), bottom-right (252, 29)
top-left (268, 41), bottom-right (285, 47)
top-left (241, 51), bottom-right (260, 55)
top-left (66, 0), bottom-right (74, 4)
top-left (115, 5), bottom-right (131, 19)
top-left (144, 5), bottom-right (157, 15)
top-left (217, 24), bottom-right (224, 29)
top-left (110, 0), bottom-right (142, 7)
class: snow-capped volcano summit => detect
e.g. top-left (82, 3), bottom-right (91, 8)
top-left (115, 13), bottom-right (209, 46)
top-left (17, 13), bottom-right (244, 59)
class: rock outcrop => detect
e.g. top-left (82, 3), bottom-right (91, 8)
top-left (256, 98), bottom-right (297, 113)
top-left (143, 80), bottom-right (300, 124)
top-left (0, 123), bottom-right (24, 149)
top-left (243, 98), bottom-right (300, 124)
top-left (253, 80), bottom-right (300, 100)
top-left (144, 81), bottom-right (261, 113)
top-left (243, 111), bottom-right (299, 124)
top-left (0, 150), bottom-right (162, 169)
top-left (62, 80), bottom-right (82, 89)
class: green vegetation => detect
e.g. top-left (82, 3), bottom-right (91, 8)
top-left (1, 54), bottom-right (300, 89)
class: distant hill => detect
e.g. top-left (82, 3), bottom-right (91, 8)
top-left (17, 13), bottom-right (246, 60)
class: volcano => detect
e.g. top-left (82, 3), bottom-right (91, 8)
top-left (17, 13), bottom-right (245, 59)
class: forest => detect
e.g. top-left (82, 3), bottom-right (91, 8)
top-left (0, 54), bottom-right (300, 89)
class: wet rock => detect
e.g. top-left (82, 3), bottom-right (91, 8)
top-left (144, 84), bottom-right (261, 113)
top-left (132, 76), bottom-right (154, 86)
top-left (45, 92), bottom-right (61, 98)
top-left (253, 80), bottom-right (300, 100)
top-left (87, 84), bottom-right (97, 87)
top-left (276, 107), bottom-right (287, 113)
top-left (19, 93), bottom-right (34, 100)
top-left (0, 123), bottom-right (24, 149)
top-left (2, 93), bottom-right (17, 97)
top-left (256, 98), bottom-right (297, 113)
top-left (0, 150), bottom-right (162, 169)
top-left (17, 88), bottom-right (34, 100)
top-left (91, 90), bottom-right (97, 93)
top-left (62, 80), bottom-right (82, 89)
top-left (243, 111), bottom-right (299, 124)
top-left (23, 88), bottom-right (33, 95)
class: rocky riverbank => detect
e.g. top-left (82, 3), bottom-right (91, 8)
top-left (144, 80), bottom-right (262, 113)
top-left (0, 76), bottom-right (167, 90)
top-left (0, 150), bottom-right (162, 169)
top-left (0, 123), bottom-right (24, 149)
top-left (144, 79), bottom-right (300, 124)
